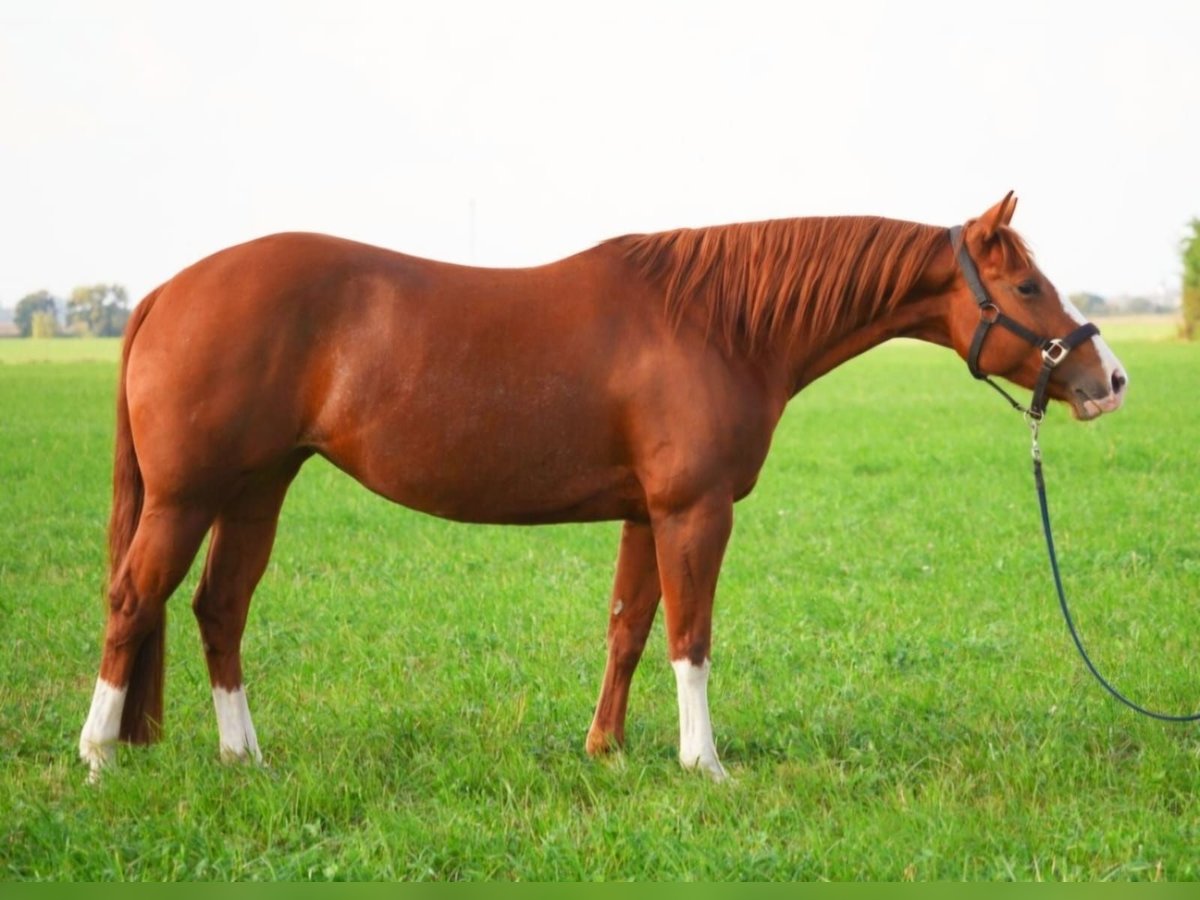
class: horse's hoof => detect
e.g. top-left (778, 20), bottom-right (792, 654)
top-left (584, 728), bottom-right (624, 758)
top-left (681, 754), bottom-right (729, 782)
top-left (79, 740), bottom-right (114, 783)
top-left (218, 745), bottom-right (264, 766)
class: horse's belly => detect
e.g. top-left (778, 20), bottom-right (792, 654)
top-left (341, 447), bottom-right (647, 525)
top-left (316, 401), bottom-right (646, 524)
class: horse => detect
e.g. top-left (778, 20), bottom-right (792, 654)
top-left (79, 192), bottom-right (1127, 781)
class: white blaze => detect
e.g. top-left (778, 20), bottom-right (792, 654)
top-left (79, 678), bottom-right (126, 779)
top-left (671, 658), bottom-right (727, 781)
top-left (1061, 294), bottom-right (1127, 408)
top-left (213, 686), bottom-right (262, 763)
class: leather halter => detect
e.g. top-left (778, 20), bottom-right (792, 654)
top-left (948, 225), bottom-right (1099, 419)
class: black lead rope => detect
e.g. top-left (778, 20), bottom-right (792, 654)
top-left (947, 224), bottom-right (1200, 722)
top-left (1030, 421), bottom-right (1200, 722)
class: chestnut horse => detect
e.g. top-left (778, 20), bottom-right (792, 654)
top-left (80, 193), bottom-right (1127, 780)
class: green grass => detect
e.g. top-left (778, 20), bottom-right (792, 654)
top-left (0, 338), bottom-right (121, 364)
top-left (1, 331), bottom-right (1198, 880)
top-left (1089, 315), bottom-right (1183, 343)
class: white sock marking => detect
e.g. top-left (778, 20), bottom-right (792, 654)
top-left (79, 678), bottom-right (126, 778)
top-left (213, 685), bottom-right (262, 763)
top-left (671, 658), bottom-right (727, 780)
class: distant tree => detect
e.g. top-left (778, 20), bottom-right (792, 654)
top-left (66, 284), bottom-right (130, 337)
top-left (1182, 219), bottom-right (1200, 341)
top-left (14, 290), bottom-right (58, 337)
top-left (1068, 291), bottom-right (1110, 317)
top-left (30, 311), bottom-right (58, 338)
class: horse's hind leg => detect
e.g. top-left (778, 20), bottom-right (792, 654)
top-left (191, 460), bottom-right (301, 763)
top-left (79, 501), bottom-right (214, 776)
top-left (586, 521), bottom-right (661, 756)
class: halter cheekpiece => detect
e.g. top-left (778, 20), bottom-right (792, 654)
top-left (947, 224), bottom-right (1099, 419)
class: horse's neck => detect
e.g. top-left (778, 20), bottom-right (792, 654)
top-left (778, 291), bottom-right (952, 397)
top-left (729, 225), bottom-right (960, 398)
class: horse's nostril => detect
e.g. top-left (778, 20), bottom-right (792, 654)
top-left (1111, 369), bottom-right (1127, 395)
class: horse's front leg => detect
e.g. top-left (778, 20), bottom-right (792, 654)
top-left (651, 496), bottom-right (733, 781)
top-left (586, 521), bottom-right (661, 756)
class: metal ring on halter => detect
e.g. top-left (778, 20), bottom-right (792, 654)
top-left (1041, 339), bottom-right (1069, 367)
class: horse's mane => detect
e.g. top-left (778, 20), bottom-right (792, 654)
top-left (607, 216), bottom-right (1033, 350)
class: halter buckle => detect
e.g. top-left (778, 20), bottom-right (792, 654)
top-left (1041, 339), bottom-right (1069, 368)
top-left (979, 302), bottom-right (1000, 323)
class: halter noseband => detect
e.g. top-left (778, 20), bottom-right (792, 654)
top-left (948, 225), bottom-right (1099, 419)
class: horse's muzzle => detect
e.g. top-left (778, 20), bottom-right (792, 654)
top-left (1070, 365), bottom-right (1128, 420)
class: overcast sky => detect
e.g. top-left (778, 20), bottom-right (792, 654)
top-left (2, 0), bottom-right (1198, 307)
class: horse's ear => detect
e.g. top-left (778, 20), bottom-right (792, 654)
top-left (977, 191), bottom-right (1018, 242)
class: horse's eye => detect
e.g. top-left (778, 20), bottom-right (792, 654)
top-left (1016, 279), bottom-right (1039, 297)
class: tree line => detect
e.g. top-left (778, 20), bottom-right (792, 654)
top-left (12, 285), bottom-right (130, 338)
top-left (1067, 291), bottom-right (1180, 318)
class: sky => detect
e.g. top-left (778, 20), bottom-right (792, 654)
top-left (2, 0), bottom-right (1198, 307)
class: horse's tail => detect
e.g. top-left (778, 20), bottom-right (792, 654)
top-left (109, 285), bottom-right (163, 744)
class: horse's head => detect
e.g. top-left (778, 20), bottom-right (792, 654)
top-left (945, 193), bottom-right (1127, 420)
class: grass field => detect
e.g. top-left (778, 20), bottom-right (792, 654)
top-left (0, 338), bottom-right (121, 364)
top-left (1, 323), bottom-right (1198, 880)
